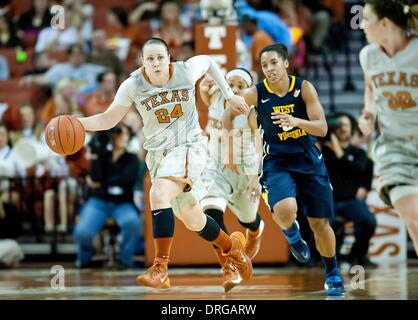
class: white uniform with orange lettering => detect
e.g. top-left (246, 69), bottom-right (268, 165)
top-left (201, 93), bottom-right (260, 223)
top-left (359, 38), bottom-right (418, 204)
top-left (114, 56), bottom-right (235, 210)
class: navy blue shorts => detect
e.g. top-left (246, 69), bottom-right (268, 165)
top-left (260, 156), bottom-right (334, 219)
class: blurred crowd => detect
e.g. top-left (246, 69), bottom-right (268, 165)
top-left (0, 0), bottom-right (356, 268)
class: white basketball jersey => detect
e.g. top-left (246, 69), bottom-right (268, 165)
top-left (115, 62), bottom-right (202, 151)
top-left (359, 38), bottom-right (418, 139)
top-left (206, 93), bottom-right (256, 166)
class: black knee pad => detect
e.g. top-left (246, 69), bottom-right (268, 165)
top-left (152, 208), bottom-right (175, 238)
top-left (204, 208), bottom-right (228, 234)
top-left (239, 213), bottom-right (261, 232)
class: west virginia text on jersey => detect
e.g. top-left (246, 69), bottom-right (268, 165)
top-left (255, 76), bottom-right (314, 154)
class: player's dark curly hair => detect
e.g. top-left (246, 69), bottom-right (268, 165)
top-left (365, 0), bottom-right (418, 34)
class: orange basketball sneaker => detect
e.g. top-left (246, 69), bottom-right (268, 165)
top-left (136, 257), bottom-right (170, 289)
top-left (222, 263), bottom-right (242, 292)
top-left (225, 231), bottom-right (253, 281)
top-left (245, 220), bottom-right (265, 259)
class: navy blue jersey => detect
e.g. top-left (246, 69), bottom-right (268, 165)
top-left (255, 76), bottom-right (324, 175)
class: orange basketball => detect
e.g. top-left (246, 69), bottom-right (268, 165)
top-left (44, 115), bottom-right (85, 156)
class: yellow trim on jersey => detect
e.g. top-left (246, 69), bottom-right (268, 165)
top-left (262, 191), bottom-right (270, 211)
top-left (263, 79), bottom-right (274, 93)
top-left (263, 76), bottom-right (296, 94)
top-left (259, 141), bottom-right (271, 211)
top-left (288, 76), bottom-right (295, 92)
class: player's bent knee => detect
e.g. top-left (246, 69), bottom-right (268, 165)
top-left (150, 184), bottom-right (174, 209)
top-left (170, 191), bottom-right (198, 218)
top-left (177, 209), bottom-right (203, 231)
top-left (273, 198), bottom-right (297, 222)
top-left (308, 218), bottom-right (330, 233)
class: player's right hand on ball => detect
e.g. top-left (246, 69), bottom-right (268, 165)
top-left (226, 95), bottom-right (249, 115)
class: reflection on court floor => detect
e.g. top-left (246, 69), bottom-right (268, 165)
top-left (0, 262), bottom-right (416, 300)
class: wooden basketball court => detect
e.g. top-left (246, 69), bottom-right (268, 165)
top-left (0, 262), bottom-right (416, 300)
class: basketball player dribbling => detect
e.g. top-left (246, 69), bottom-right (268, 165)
top-left (77, 38), bottom-right (253, 289)
top-left (199, 68), bottom-right (264, 292)
top-left (359, 0), bottom-right (418, 255)
top-left (224, 44), bottom-right (345, 296)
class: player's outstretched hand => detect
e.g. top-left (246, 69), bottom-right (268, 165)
top-left (226, 95), bottom-right (249, 115)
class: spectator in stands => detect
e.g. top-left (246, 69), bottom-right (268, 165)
top-left (0, 194), bottom-right (22, 239)
top-left (0, 172), bottom-right (23, 266)
top-left (23, 51), bottom-right (55, 76)
top-left (247, 0), bottom-right (277, 12)
top-left (9, 104), bottom-right (42, 144)
top-left (41, 154), bottom-right (70, 233)
top-left (10, 107), bottom-right (71, 234)
top-left (321, 113), bottom-right (377, 268)
top-left (64, 0), bottom-right (94, 41)
top-left (121, 111), bottom-right (146, 212)
top-left (0, 123), bottom-right (25, 211)
top-left (43, 146), bottom-right (89, 234)
top-left (0, 123), bottom-right (25, 180)
top-left (151, 0), bottom-right (193, 60)
top-left (21, 44), bottom-right (106, 94)
top-left (275, 0), bottom-right (307, 72)
top-left (128, 1), bottom-right (159, 24)
top-left (105, 6), bottom-right (140, 59)
top-left (86, 30), bottom-right (123, 80)
top-left (0, 12), bottom-right (20, 48)
top-left (73, 123), bottom-right (142, 268)
top-left (0, 55), bottom-right (9, 79)
top-left (16, 0), bottom-right (52, 41)
top-left (300, 0), bottom-right (331, 52)
top-left (176, 40), bottom-right (195, 62)
top-left (235, 0), bottom-right (291, 51)
top-left (240, 14), bottom-right (274, 78)
top-left (82, 71), bottom-right (117, 117)
top-left (34, 1), bottom-right (92, 53)
top-left (40, 79), bottom-right (81, 125)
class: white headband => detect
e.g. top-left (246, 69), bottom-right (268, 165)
top-left (226, 69), bottom-right (252, 87)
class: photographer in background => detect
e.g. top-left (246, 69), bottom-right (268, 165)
top-left (321, 112), bottom-right (377, 268)
top-left (73, 124), bottom-right (142, 268)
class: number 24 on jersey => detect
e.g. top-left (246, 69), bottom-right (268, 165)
top-left (155, 104), bottom-right (184, 123)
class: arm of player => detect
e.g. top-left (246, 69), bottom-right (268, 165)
top-left (358, 73), bottom-right (376, 136)
top-left (271, 80), bottom-right (327, 137)
top-left (198, 77), bottom-right (220, 107)
top-left (78, 77), bottom-right (134, 131)
top-left (222, 86), bottom-right (258, 130)
top-left (246, 108), bottom-right (263, 202)
top-left (186, 55), bottom-right (249, 114)
top-left (78, 101), bottom-right (130, 131)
